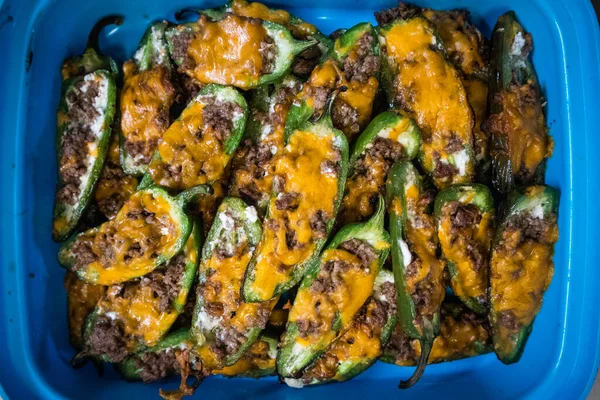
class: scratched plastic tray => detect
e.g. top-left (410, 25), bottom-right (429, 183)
top-left (1, 0), bottom-right (599, 398)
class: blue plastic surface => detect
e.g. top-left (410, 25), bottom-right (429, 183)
top-left (1, 0), bottom-right (599, 399)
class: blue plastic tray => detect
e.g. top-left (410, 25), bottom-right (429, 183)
top-left (1, 0), bottom-right (599, 398)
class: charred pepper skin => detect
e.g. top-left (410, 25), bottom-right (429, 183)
top-left (166, 11), bottom-right (316, 90)
top-left (52, 17), bottom-right (122, 242)
top-left (484, 12), bottom-right (552, 194)
top-left (489, 186), bottom-right (559, 364)
top-left (277, 197), bottom-right (390, 378)
top-left (385, 160), bottom-right (445, 389)
top-left (434, 184), bottom-right (495, 314)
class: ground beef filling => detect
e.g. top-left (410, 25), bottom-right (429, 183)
top-left (96, 159), bottom-right (131, 218)
top-left (384, 325), bottom-right (417, 364)
top-left (134, 349), bottom-right (180, 383)
top-left (141, 254), bottom-right (186, 313)
top-left (259, 35), bottom-right (278, 74)
top-left (211, 306), bottom-right (271, 359)
top-left (202, 98), bottom-right (243, 143)
top-left (332, 99), bottom-right (361, 138)
top-left (338, 239), bottom-right (378, 269)
top-left (506, 214), bottom-right (556, 244)
top-left (292, 44), bottom-right (322, 77)
top-left (342, 32), bottom-right (380, 83)
top-left (374, 2), bottom-right (421, 26)
top-left (57, 79), bottom-right (102, 206)
top-left (87, 315), bottom-right (130, 362)
top-left (446, 202), bottom-right (486, 272)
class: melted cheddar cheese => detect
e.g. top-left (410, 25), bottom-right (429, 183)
top-left (289, 249), bottom-right (377, 348)
top-left (301, 59), bottom-right (378, 139)
top-left (462, 77), bottom-right (489, 163)
top-left (404, 183), bottom-right (445, 318)
top-left (148, 101), bottom-right (231, 190)
top-left (65, 272), bottom-right (105, 349)
top-left (94, 137), bottom-right (139, 219)
top-left (487, 82), bottom-right (551, 182)
top-left (247, 130), bottom-right (340, 300)
top-left (229, 0), bottom-right (317, 39)
top-left (438, 204), bottom-right (493, 302)
top-left (120, 63), bottom-right (174, 166)
top-left (422, 10), bottom-right (487, 76)
top-left (182, 15), bottom-right (269, 88)
top-left (75, 191), bottom-right (182, 285)
top-left (490, 219), bottom-right (558, 353)
top-left (383, 19), bottom-right (474, 186)
top-left (196, 180), bottom-right (226, 234)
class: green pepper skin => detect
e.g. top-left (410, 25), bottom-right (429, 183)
top-left (434, 184), bottom-right (494, 314)
top-left (350, 110), bottom-right (420, 167)
top-left (61, 16), bottom-right (122, 79)
top-left (116, 329), bottom-right (195, 381)
top-left (192, 197), bottom-right (265, 367)
top-left (385, 160), bottom-right (445, 389)
top-left (332, 22), bottom-right (380, 65)
top-left (119, 21), bottom-right (174, 176)
top-left (485, 12), bottom-right (549, 193)
top-left (277, 197), bottom-right (390, 378)
top-left (58, 185), bottom-right (210, 285)
top-left (241, 98), bottom-right (350, 302)
top-left (489, 186), bottom-right (559, 364)
top-left (285, 269), bottom-right (396, 387)
top-left (52, 70), bottom-right (117, 242)
top-left (165, 16), bottom-right (316, 90)
top-left (215, 333), bottom-right (279, 379)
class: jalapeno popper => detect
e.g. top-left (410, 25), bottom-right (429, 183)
top-left (286, 23), bottom-right (380, 142)
top-left (229, 76), bottom-right (302, 213)
top-left (74, 223), bottom-right (200, 363)
top-left (490, 186), bottom-right (559, 364)
top-left (377, 15), bottom-right (475, 188)
top-left (148, 85), bottom-right (247, 190)
top-left (166, 13), bottom-right (315, 90)
top-left (337, 111), bottom-right (420, 226)
top-left (382, 300), bottom-right (491, 365)
top-left (242, 96), bottom-right (349, 303)
top-left (284, 269), bottom-right (396, 387)
top-left (198, 0), bottom-right (332, 77)
top-left (278, 197), bottom-right (390, 378)
top-left (94, 136), bottom-right (139, 219)
top-left (52, 17), bottom-right (121, 242)
top-left (58, 185), bottom-right (210, 285)
top-left (435, 185), bottom-right (494, 314)
top-left (65, 272), bottom-right (106, 350)
top-left (483, 12), bottom-right (552, 193)
top-left (120, 22), bottom-right (176, 175)
top-left (192, 197), bottom-right (276, 369)
top-left (386, 160), bottom-right (445, 388)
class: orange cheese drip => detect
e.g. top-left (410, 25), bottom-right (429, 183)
top-left (94, 137), bottom-right (139, 219)
top-left (148, 102), bottom-right (230, 190)
top-left (438, 205), bottom-right (493, 301)
top-left (182, 15), bottom-right (268, 88)
top-left (248, 131), bottom-right (339, 300)
top-left (120, 63), bottom-right (174, 165)
top-left (79, 191), bottom-right (182, 285)
top-left (289, 249), bottom-right (377, 348)
top-left (64, 272), bottom-right (105, 348)
top-left (384, 19), bottom-right (473, 186)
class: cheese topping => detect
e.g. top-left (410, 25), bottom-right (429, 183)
top-left (382, 19), bottom-right (474, 187)
top-left (247, 130), bottom-right (340, 300)
top-left (182, 15), bottom-right (269, 88)
top-left (65, 272), bottom-right (105, 348)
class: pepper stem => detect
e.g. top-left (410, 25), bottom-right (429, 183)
top-left (399, 338), bottom-right (432, 389)
top-left (71, 351), bottom-right (90, 369)
top-left (86, 15), bottom-right (123, 53)
top-left (316, 85), bottom-right (347, 124)
top-left (175, 184), bottom-right (214, 208)
top-left (367, 195), bottom-right (386, 230)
